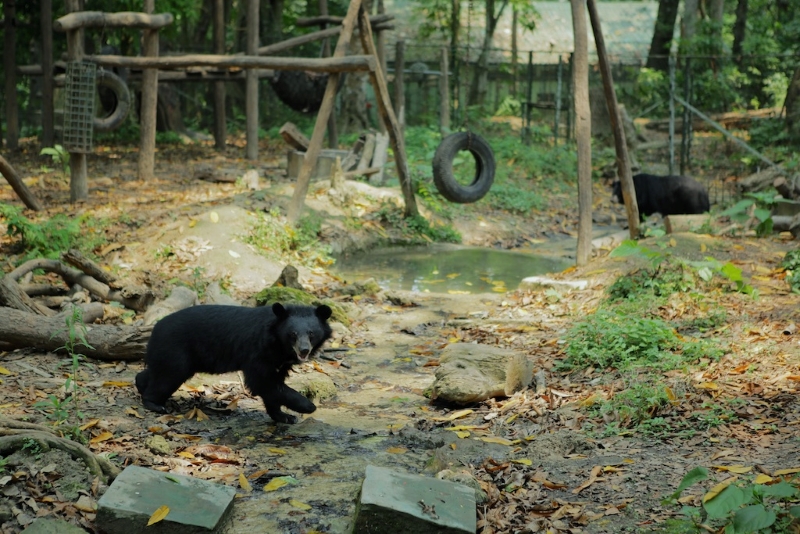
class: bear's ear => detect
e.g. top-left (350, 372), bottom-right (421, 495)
top-left (272, 302), bottom-right (288, 319)
top-left (315, 305), bottom-right (332, 322)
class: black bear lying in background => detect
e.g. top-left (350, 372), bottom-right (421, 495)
top-left (135, 303), bottom-right (333, 424)
top-left (612, 173), bottom-right (710, 217)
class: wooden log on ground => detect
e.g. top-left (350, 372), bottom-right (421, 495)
top-left (0, 155), bottom-right (44, 210)
top-left (142, 286), bottom-right (198, 325)
top-left (664, 214), bottom-right (713, 234)
top-left (356, 132), bottom-right (376, 172)
top-left (86, 54), bottom-right (376, 73)
top-left (279, 122), bottom-right (311, 151)
top-left (54, 11), bottom-right (173, 32)
top-left (738, 166), bottom-right (786, 193)
top-left (61, 249), bottom-right (118, 287)
top-left (340, 135), bottom-right (365, 171)
top-left (774, 176), bottom-right (800, 200)
top-left (0, 307), bottom-right (151, 361)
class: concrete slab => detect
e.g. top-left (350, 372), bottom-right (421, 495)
top-left (96, 465), bottom-right (236, 534)
top-left (353, 465), bottom-right (476, 534)
top-left (21, 518), bottom-right (87, 534)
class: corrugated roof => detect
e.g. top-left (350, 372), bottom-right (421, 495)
top-left (384, 1), bottom-right (658, 64)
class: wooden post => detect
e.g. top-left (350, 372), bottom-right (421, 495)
top-left (439, 46), bottom-right (450, 135)
top-left (587, 0), bottom-right (638, 238)
top-left (212, 0), bottom-right (226, 151)
top-left (4, 0), bottom-right (19, 149)
top-left (287, 0), bottom-right (363, 223)
top-left (375, 0), bottom-right (387, 134)
top-left (245, 0), bottom-right (259, 160)
top-left (358, 6), bottom-right (419, 217)
top-left (64, 0), bottom-right (88, 201)
top-left (41, 0), bottom-right (55, 148)
top-left (394, 40), bottom-right (405, 131)
top-left (570, 0), bottom-right (592, 265)
top-left (319, 0), bottom-right (339, 149)
top-left (138, 0), bottom-right (159, 181)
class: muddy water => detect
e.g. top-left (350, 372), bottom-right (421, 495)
top-left (214, 297), bottom-right (489, 533)
top-left (332, 244), bottom-right (571, 293)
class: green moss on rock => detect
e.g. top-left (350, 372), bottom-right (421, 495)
top-left (254, 287), bottom-right (351, 326)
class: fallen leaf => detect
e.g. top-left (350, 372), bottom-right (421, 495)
top-left (478, 436), bottom-right (517, 446)
top-left (269, 448), bottom-right (287, 455)
top-left (209, 211), bottom-right (219, 223)
top-left (511, 459), bottom-right (532, 466)
top-left (289, 499), bottom-right (312, 510)
top-left (773, 467), bottom-right (800, 476)
top-left (711, 465), bottom-right (752, 474)
top-left (147, 505), bottom-right (170, 526)
top-left (572, 465), bottom-right (603, 494)
top-left (125, 407), bottom-right (144, 419)
top-left (387, 447), bottom-right (407, 454)
top-left (90, 431), bottom-right (113, 444)
top-left (432, 409), bottom-right (473, 422)
top-left (80, 419), bottom-right (100, 431)
top-left (753, 474), bottom-right (774, 484)
top-left (264, 476), bottom-right (296, 492)
top-left (102, 381), bottom-right (130, 388)
top-left (0, 366), bottom-right (12, 375)
top-left (239, 473), bottom-right (252, 492)
top-left (74, 495), bottom-right (96, 512)
top-left (703, 477), bottom-right (737, 502)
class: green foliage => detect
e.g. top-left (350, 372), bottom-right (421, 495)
top-left (40, 145), bottom-right (70, 178)
top-left (781, 248), bottom-right (800, 293)
top-left (243, 208), bottom-right (332, 268)
top-left (720, 191), bottom-right (781, 237)
top-left (607, 262), bottom-right (698, 301)
top-left (0, 203), bottom-right (107, 261)
top-left (595, 378), bottom-right (673, 432)
top-left (562, 310), bottom-right (687, 371)
top-left (35, 307), bottom-right (93, 440)
top-left (372, 202), bottom-right (461, 244)
top-left (495, 96), bottom-right (522, 117)
top-left (610, 240), bottom-right (756, 295)
top-left (664, 467), bottom-right (800, 533)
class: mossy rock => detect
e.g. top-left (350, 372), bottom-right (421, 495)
top-left (254, 286), bottom-right (351, 326)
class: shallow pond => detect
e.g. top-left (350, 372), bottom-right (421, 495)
top-left (332, 244), bottom-right (571, 293)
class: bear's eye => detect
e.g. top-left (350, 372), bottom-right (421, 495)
top-left (290, 331), bottom-right (298, 340)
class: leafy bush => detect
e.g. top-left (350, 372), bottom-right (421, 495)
top-left (664, 467), bottom-right (800, 533)
top-left (243, 208), bottom-right (332, 268)
top-left (0, 203), bottom-right (107, 261)
top-left (781, 248), bottom-right (800, 293)
top-left (607, 262), bottom-right (698, 301)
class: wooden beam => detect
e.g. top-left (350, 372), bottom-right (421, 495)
top-left (245, 0), bottom-right (259, 160)
top-left (287, 0), bottom-right (363, 223)
top-left (212, 0), bottom-right (226, 151)
top-left (257, 26), bottom-right (340, 56)
top-left (570, 0), bottom-right (592, 265)
top-left (0, 155), bottom-right (44, 211)
top-left (138, 0), bottom-right (158, 181)
top-left (358, 6), bottom-right (419, 217)
top-left (40, 0), bottom-right (55, 148)
top-left (54, 11), bottom-right (173, 32)
top-left (587, 0), bottom-right (638, 238)
top-left (86, 54), bottom-right (376, 72)
top-left (296, 13), bottom-right (393, 27)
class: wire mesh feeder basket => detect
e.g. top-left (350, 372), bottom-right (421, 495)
top-left (63, 61), bottom-right (97, 153)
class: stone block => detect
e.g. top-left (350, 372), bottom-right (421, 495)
top-left (22, 518), bottom-right (86, 534)
top-left (287, 149), bottom-right (350, 180)
top-left (96, 465), bottom-right (236, 534)
top-left (353, 465), bottom-right (476, 534)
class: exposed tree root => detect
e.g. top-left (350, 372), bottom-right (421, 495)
top-left (0, 416), bottom-right (120, 482)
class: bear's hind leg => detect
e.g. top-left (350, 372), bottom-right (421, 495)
top-left (138, 368), bottom-right (189, 414)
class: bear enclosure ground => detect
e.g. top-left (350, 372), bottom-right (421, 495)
top-left (0, 134), bottom-right (799, 534)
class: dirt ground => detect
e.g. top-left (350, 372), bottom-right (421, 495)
top-left (1, 136), bottom-right (800, 534)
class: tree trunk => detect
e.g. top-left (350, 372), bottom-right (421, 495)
top-left (571, 0), bottom-right (592, 265)
top-left (785, 67), bottom-right (800, 142)
top-left (707, 0), bottom-right (725, 57)
top-left (646, 0), bottom-right (680, 72)
top-left (469, 0), bottom-right (507, 107)
top-left (732, 0), bottom-right (747, 63)
top-left (4, 0), bottom-right (19, 150)
top-left (212, 0), bottom-right (226, 150)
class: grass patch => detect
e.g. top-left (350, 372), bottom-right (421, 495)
top-left (371, 201), bottom-right (461, 244)
top-left (243, 208), bottom-right (333, 268)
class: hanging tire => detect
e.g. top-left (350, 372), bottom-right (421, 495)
top-left (432, 132), bottom-right (495, 203)
top-left (94, 70), bottom-right (131, 132)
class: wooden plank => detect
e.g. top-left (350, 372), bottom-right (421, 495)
top-left (286, 0), bottom-right (363, 223)
top-left (357, 7), bottom-right (419, 217)
top-left (279, 122), bottom-right (311, 151)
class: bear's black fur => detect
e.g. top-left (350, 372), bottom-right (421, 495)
top-left (135, 303), bottom-right (333, 424)
top-left (612, 173), bottom-right (710, 217)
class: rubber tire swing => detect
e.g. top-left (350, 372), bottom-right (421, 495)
top-left (432, 132), bottom-right (496, 203)
top-left (94, 70), bottom-right (131, 132)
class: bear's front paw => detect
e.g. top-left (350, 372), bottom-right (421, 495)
top-left (270, 411), bottom-right (299, 424)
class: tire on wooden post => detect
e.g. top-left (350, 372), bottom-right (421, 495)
top-left (94, 70), bottom-right (131, 132)
top-left (432, 132), bottom-right (495, 203)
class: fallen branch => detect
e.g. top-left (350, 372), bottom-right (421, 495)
top-left (0, 306), bottom-right (151, 361)
top-left (0, 155), bottom-right (44, 211)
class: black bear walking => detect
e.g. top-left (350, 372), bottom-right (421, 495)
top-left (135, 303), bottom-right (333, 424)
top-left (612, 173), bottom-right (710, 217)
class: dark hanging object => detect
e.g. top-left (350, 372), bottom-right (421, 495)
top-left (269, 70), bottom-right (343, 114)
